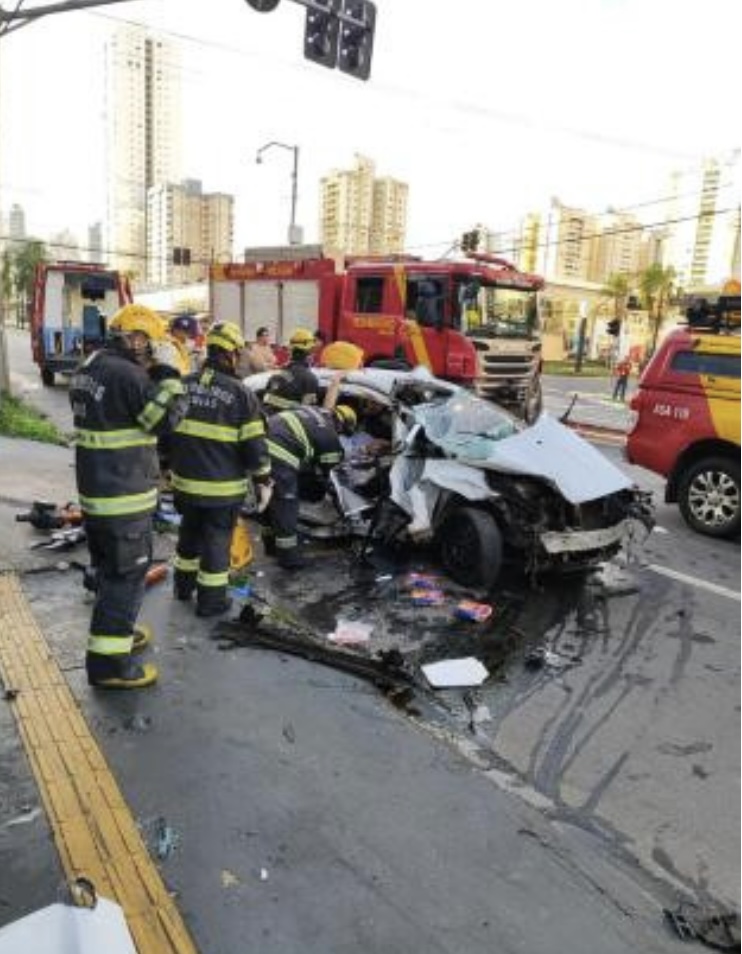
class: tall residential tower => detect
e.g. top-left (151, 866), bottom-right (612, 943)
top-left (104, 24), bottom-right (181, 276)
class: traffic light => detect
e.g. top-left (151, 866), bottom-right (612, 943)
top-left (461, 230), bottom-right (479, 254)
top-left (338, 0), bottom-right (376, 81)
top-left (304, 0), bottom-right (340, 70)
top-left (606, 318), bottom-right (621, 337)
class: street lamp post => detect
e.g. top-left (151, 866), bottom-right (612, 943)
top-left (255, 141), bottom-right (302, 246)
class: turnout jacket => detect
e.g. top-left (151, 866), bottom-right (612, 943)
top-left (69, 347), bottom-right (186, 519)
top-left (267, 406), bottom-right (344, 473)
top-left (170, 364), bottom-right (270, 507)
top-left (263, 358), bottom-right (320, 413)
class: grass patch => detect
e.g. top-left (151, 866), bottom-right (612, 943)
top-left (0, 393), bottom-right (66, 444)
top-left (543, 360), bottom-right (611, 377)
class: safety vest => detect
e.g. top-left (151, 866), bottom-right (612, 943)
top-left (69, 348), bottom-right (186, 519)
top-left (267, 406), bottom-right (344, 471)
top-left (170, 365), bottom-right (270, 506)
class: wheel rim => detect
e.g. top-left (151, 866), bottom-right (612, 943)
top-left (687, 468), bottom-right (739, 529)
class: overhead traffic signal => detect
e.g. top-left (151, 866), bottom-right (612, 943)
top-left (338, 0), bottom-right (376, 81)
top-left (461, 230), bottom-right (479, 254)
top-left (606, 318), bottom-right (621, 336)
top-left (304, 0), bottom-right (340, 70)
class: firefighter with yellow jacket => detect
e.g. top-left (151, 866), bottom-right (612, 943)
top-left (169, 321), bottom-right (271, 616)
top-left (69, 304), bottom-right (187, 689)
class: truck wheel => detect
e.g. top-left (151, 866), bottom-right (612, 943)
top-left (436, 507), bottom-right (503, 589)
top-left (523, 379), bottom-right (543, 425)
top-left (677, 456), bottom-right (740, 538)
top-left (41, 367), bottom-right (55, 387)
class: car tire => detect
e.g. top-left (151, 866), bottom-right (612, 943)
top-left (677, 456), bottom-right (740, 538)
top-left (437, 507), bottom-right (503, 589)
top-left (41, 367), bottom-right (55, 387)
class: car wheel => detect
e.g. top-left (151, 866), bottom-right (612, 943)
top-left (677, 456), bottom-right (740, 538)
top-left (437, 507), bottom-right (503, 589)
top-left (41, 367), bottom-right (55, 387)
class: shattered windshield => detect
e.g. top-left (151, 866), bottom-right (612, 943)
top-left (411, 391), bottom-right (521, 458)
top-left (456, 279), bottom-right (539, 340)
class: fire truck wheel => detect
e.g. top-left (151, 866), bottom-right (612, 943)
top-left (436, 507), bottom-right (503, 589)
top-left (677, 455), bottom-right (740, 539)
top-left (41, 367), bottom-right (55, 387)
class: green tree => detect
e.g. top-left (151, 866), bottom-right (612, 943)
top-left (639, 263), bottom-right (676, 356)
top-left (601, 272), bottom-right (630, 324)
top-left (11, 239), bottom-right (47, 326)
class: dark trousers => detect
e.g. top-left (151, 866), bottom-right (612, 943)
top-left (264, 463), bottom-right (300, 557)
top-left (85, 515), bottom-right (152, 663)
top-left (174, 498), bottom-right (239, 610)
top-left (612, 374), bottom-right (628, 401)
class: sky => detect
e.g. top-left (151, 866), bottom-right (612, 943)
top-left (1, 0), bottom-right (740, 260)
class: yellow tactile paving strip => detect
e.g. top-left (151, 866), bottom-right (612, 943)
top-left (0, 572), bottom-right (199, 954)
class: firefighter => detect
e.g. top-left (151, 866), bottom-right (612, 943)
top-left (262, 327), bottom-right (321, 413)
top-left (263, 403), bottom-right (357, 569)
top-left (69, 304), bottom-right (187, 689)
top-left (169, 321), bottom-right (272, 616)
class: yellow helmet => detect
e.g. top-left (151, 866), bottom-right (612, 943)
top-left (109, 304), bottom-right (166, 341)
top-left (289, 327), bottom-right (316, 352)
top-left (334, 404), bottom-right (357, 435)
top-left (206, 321), bottom-right (245, 353)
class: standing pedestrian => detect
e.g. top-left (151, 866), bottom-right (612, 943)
top-left (69, 304), bottom-right (187, 689)
top-left (263, 403), bottom-right (357, 569)
top-left (612, 356), bottom-right (632, 402)
top-left (245, 326), bottom-right (278, 374)
top-left (169, 321), bottom-right (272, 617)
top-left (262, 327), bottom-right (321, 413)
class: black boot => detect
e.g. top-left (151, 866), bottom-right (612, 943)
top-left (195, 584), bottom-right (233, 618)
top-left (277, 548), bottom-right (307, 571)
top-left (87, 653), bottom-right (158, 689)
top-left (173, 569), bottom-right (196, 601)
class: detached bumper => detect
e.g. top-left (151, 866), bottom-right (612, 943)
top-left (540, 518), bottom-right (637, 555)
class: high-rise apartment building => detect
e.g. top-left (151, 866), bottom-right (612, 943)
top-left (320, 155), bottom-right (408, 256)
top-left (146, 179), bottom-right (234, 287)
top-left (662, 150), bottom-right (741, 288)
top-left (88, 222), bottom-right (104, 264)
top-left (104, 24), bottom-right (181, 276)
top-left (8, 203), bottom-right (26, 248)
top-left (588, 211), bottom-right (642, 282)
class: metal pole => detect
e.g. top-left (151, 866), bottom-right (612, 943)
top-left (289, 146), bottom-right (299, 244)
top-left (0, 295), bottom-right (10, 394)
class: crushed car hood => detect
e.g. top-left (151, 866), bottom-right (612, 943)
top-left (409, 401), bottom-right (633, 505)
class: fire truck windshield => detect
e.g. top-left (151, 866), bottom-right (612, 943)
top-left (455, 279), bottom-right (539, 340)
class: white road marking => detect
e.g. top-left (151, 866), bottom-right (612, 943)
top-left (647, 563), bottom-right (741, 601)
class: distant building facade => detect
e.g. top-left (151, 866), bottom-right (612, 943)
top-left (8, 203), bottom-right (26, 248)
top-left (320, 155), bottom-right (408, 256)
top-left (88, 222), bottom-right (104, 264)
top-left (146, 179), bottom-right (234, 287)
top-left (104, 24), bottom-right (182, 276)
top-left (662, 150), bottom-right (741, 288)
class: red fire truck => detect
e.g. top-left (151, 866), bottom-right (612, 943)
top-left (210, 252), bottom-right (545, 420)
top-left (30, 261), bottom-right (132, 386)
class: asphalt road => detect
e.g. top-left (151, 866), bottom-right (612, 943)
top-left (1, 326), bottom-right (739, 950)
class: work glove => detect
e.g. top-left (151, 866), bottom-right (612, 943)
top-left (255, 479), bottom-right (274, 514)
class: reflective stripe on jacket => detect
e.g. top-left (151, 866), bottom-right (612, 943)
top-left (69, 348), bottom-right (186, 518)
top-left (267, 406), bottom-right (343, 472)
top-left (170, 365), bottom-right (270, 507)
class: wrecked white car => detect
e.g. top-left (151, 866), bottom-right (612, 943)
top-left (246, 367), bottom-right (654, 589)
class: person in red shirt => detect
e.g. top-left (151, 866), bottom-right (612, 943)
top-left (612, 357), bottom-right (632, 402)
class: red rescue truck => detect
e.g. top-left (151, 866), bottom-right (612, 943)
top-left (210, 252), bottom-right (545, 420)
top-left (30, 261), bottom-right (132, 386)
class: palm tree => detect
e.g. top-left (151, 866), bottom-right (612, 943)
top-left (601, 272), bottom-right (630, 325)
top-left (639, 263), bottom-right (676, 356)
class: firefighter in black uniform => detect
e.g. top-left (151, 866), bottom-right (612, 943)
top-left (262, 327), bottom-right (321, 414)
top-left (169, 321), bottom-right (271, 616)
top-left (69, 304), bottom-right (187, 689)
top-left (264, 403), bottom-right (357, 569)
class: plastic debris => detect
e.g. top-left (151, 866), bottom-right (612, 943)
top-left (403, 572), bottom-right (440, 590)
top-left (664, 904), bottom-right (741, 950)
top-left (409, 588), bottom-right (446, 607)
top-left (220, 870), bottom-right (241, 888)
top-left (454, 600), bottom-right (493, 623)
top-left (154, 817), bottom-right (179, 860)
top-left (328, 619), bottom-right (373, 645)
top-left (421, 657), bottom-right (489, 688)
